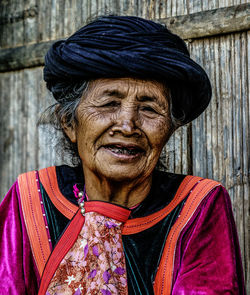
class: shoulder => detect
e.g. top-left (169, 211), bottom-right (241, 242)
top-left (155, 170), bottom-right (230, 215)
top-left (154, 169), bottom-right (223, 196)
top-left (171, 181), bottom-right (245, 294)
top-left (153, 169), bottom-right (226, 205)
top-left (17, 165), bottom-right (81, 183)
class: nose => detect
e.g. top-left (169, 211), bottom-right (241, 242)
top-left (111, 107), bottom-right (141, 137)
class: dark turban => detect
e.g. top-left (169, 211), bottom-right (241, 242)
top-left (44, 15), bottom-right (212, 124)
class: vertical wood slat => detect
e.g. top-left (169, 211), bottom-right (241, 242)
top-left (0, 74), bottom-right (12, 190)
top-left (1, 0), bottom-right (249, 49)
top-left (0, 69), bottom-right (60, 193)
top-left (24, 0), bottom-right (37, 43)
top-left (12, 0), bottom-right (24, 46)
top-left (163, 124), bottom-right (190, 175)
top-left (190, 32), bottom-right (249, 289)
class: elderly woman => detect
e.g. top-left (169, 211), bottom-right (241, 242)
top-left (0, 16), bottom-right (245, 295)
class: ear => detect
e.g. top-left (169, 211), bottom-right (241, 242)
top-left (61, 119), bottom-right (77, 143)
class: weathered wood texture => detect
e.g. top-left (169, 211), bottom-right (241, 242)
top-left (0, 0), bottom-right (249, 291)
top-left (0, 69), bottom-right (62, 189)
top-left (0, 1), bottom-right (249, 49)
top-left (0, 4), bottom-right (249, 71)
top-left (189, 32), bottom-right (249, 290)
top-left (162, 3), bottom-right (250, 39)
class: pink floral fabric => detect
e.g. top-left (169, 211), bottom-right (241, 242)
top-left (46, 212), bottom-right (128, 295)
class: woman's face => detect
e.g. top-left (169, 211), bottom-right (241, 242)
top-left (64, 78), bottom-right (173, 182)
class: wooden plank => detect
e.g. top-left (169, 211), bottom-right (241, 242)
top-left (161, 3), bottom-right (250, 40)
top-left (0, 74), bottom-right (11, 195)
top-left (0, 4), bottom-right (38, 25)
top-left (0, 3), bottom-right (249, 72)
top-left (0, 1), bottom-right (39, 48)
top-left (0, 40), bottom-right (55, 72)
top-left (0, 69), bottom-right (61, 198)
top-left (36, 69), bottom-right (65, 169)
top-left (145, 0), bottom-right (249, 19)
top-left (243, 183), bottom-right (250, 291)
top-left (64, 0), bottom-right (74, 37)
top-left (24, 0), bottom-right (38, 44)
top-left (2, 1), bottom-right (12, 48)
top-left (12, 0), bottom-right (25, 47)
top-left (241, 34), bottom-right (250, 287)
top-left (191, 32), bottom-right (249, 292)
top-left (1, 0), bottom-right (248, 49)
top-left (163, 124), bottom-right (190, 175)
top-left (50, 0), bottom-right (57, 40)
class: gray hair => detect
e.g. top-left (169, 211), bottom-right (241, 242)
top-left (39, 81), bottom-right (89, 166)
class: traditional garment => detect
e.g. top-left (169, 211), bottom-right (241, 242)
top-left (0, 165), bottom-right (245, 294)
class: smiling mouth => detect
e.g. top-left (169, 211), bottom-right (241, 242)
top-left (104, 144), bottom-right (144, 156)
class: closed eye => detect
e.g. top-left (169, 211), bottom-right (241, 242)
top-left (102, 101), bottom-right (120, 107)
top-left (141, 106), bottom-right (158, 113)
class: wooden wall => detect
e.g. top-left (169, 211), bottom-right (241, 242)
top-left (0, 0), bottom-right (249, 291)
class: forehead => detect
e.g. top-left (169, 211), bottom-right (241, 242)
top-left (87, 78), bottom-right (168, 100)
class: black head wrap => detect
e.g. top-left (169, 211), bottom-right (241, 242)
top-left (44, 15), bottom-right (212, 124)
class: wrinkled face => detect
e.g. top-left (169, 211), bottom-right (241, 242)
top-left (64, 78), bottom-right (173, 182)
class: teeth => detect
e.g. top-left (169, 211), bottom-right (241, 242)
top-left (107, 146), bottom-right (140, 155)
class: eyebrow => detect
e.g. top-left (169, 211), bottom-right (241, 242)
top-left (102, 90), bottom-right (125, 99)
top-left (137, 95), bottom-right (158, 103)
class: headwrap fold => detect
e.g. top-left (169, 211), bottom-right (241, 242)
top-left (44, 16), bottom-right (212, 124)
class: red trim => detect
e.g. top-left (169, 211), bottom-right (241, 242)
top-left (39, 165), bottom-right (131, 222)
top-left (39, 167), bottom-right (132, 222)
top-left (38, 210), bottom-right (84, 295)
top-left (39, 168), bottom-right (203, 237)
top-left (35, 171), bottom-right (53, 251)
top-left (122, 176), bottom-right (202, 235)
top-left (153, 179), bottom-right (220, 295)
top-left (38, 203), bottom-right (130, 294)
top-left (18, 171), bottom-right (51, 277)
top-left (39, 166), bottom-right (78, 219)
top-left (86, 201), bottom-right (130, 222)
top-left (36, 170), bottom-right (219, 294)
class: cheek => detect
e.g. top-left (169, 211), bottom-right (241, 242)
top-left (76, 128), bottom-right (88, 153)
top-left (79, 107), bottom-right (115, 127)
top-left (144, 118), bottom-right (172, 149)
top-left (75, 116), bottom-right (94, 152)
top-left (75, 110), bottom-right (113, 151)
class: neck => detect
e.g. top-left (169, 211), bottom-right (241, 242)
top-left (82, 169), bottom-right (152, 208)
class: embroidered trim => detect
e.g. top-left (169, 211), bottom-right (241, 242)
top-left (18, 171), bottom-right (51, 276)
top-left (47, 212), bottom-right (128, 295)
top-left (39, 166), bottom-right (78, 219)
top-left (38, 210), bottom-right (84, 295)
top-left (86, 202), bottom-right (130, 222)
top-left (153, 179), bottom-right (220, 295)
top-left (122, 176), bottom-right (202, 235)
top-left (35, 171), bottom-right (53, 250)
top-left (40, 168), bottom-right (204, 237)
top-left (39, 202), bottom-right (131, 295)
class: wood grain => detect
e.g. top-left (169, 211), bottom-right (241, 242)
top-left (0, 4), bottom-right (249, 71)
